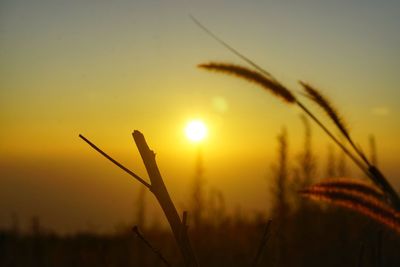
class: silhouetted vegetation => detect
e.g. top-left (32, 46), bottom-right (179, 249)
top-left (2, 17), bottom-right (399, 267)
top-left (2, 122), bottom-right (400, 266)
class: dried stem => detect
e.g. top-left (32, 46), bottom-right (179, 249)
top-left (193, 16), bottom-right (400, 210)
top-left (79, 132), bottom-right (199, 267)
top-left (369, 167), bottom-right (400, 210)
top-left (132, 131), bottom-right (199, 267)
top-left (251, 219), bottom-right (272, 267)
top-left (190, 15), bottom-right (274, 80)
top-left (295, 101), bottom-right (368, 174)
top-left (132, 226), bottom-right (172, 267)
top-left (79, 134), bottom-right (151, 188)
top-left (300, 81), bottom-right (349, 136)
top-left (299, 81), bottom-right (370, 166)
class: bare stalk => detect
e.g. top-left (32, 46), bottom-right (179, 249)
top-left (190, 15), bottom-right (274, 80)
top-left (79, 134), bottom-right (151, 188)
top-left (369, 167), bottom-right (400, 210)
top-left (251, 219), bottom-right (272, 267)
top-left (299, 101), bottom-right (400, 208)
top-left (132, 226), bottom-right (172, 267)
top-left (192, 17), bottom-right (400, 209)
top-left (132, 131), bottom-right (199, 267)
top-left (298, 99), bottom-right (400, 210)
top-left (79, 132), bottom-right (199, 267)
top-left (295, 101), bottom-right (367, 174)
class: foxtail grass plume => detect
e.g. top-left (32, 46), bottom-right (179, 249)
top-left (315, 178), bottom-right (384, 200)
top-left (199, 62), bottom-right (296, 103)
top-left (299, 81), bottom-right (349, 138)
top-left (300, 181), bottom-right (400, 234)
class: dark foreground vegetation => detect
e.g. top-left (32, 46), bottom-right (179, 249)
top-left (1, 206), bottom-right (400, 267)
top-left (2, 124), bottom-right (400, 267)
top-left (3, 22), bottom-right (400, 266)
top-left (4, 86), bottom-right (400, 267)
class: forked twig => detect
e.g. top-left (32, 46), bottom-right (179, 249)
top-left (132, 226), bottom-right (172, 267)
top-left (132, 131), bottom-right (199, 267)
top-left (79, 132), bottom-right (199, 267)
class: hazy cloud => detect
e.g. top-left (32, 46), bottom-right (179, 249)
top-left (371, 106), bottom-right (390, 116)
top-left (212, 96), bottom-right (229, 113)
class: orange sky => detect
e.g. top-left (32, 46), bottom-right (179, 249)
top-left (1, 0), bottom-right (400, 233)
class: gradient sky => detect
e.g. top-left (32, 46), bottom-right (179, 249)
top-left (1, 0), bottom-right (400, 233)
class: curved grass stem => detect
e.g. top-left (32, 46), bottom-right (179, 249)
top-left (192, 16), bottom-right (400, 210)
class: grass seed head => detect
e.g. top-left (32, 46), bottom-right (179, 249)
top-left (199, 62), bottom-right (296, 103)
top-left (299, 81), bottom-right (349, 137)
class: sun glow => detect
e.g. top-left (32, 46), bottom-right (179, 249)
top-left (185, 119), bottom-right (207, 142)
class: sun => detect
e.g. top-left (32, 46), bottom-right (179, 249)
top-left (185, 119), bottom-right (207, 142)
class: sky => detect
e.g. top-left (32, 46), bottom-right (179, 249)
top-left (1, 0), bottom-right (400, 233)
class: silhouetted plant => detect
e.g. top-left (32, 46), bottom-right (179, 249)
top-left (299, 179), bottom-right (400, 233)
top-left (337, 147), bottom-right (348, 177)
top-left (190, 147), bottom-right (205, 229)
top-left (79, 132), bottom-right (199, 267)
top-left (298, 115), bottom-right (317, 187)
top-left (135, 186), bottom-right (147, 228)
top-left (369, 135), bottom-right (378, 167)
top-left (132, 226), bottom-right (171, 267)
top-left (269, 127), bottom-right (290, 265)
top-left (195, 17), bottom-right (400, 230)
top-left (326, 145), bottom-right (337, 178)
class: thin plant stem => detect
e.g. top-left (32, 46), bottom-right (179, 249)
top-left (192, 17), bottom-right (400, 209)
top-left (80, 133), bottom-right (199, 266)
top-left (251, 219), bottom-right (272, 267)
top-left (79, 134), bottom-right (151, 189)
top-left (190, 15), bottom-right (274, 80)
top-left (182, 211), bottom-right (188, 227)
top-left (369, 167), bottom-right (400, 209)
top-left (295, 102), bottom-right (368, 174)
top-left (132, 226), bottom-right (172, 267)
top-left (346, 135), bottom-right (370, 167)
top-left (133, 131), bottom-right (199, 267)
top-left (299, 99), bottom-right (399, 208)
top-left (191, 17), bottom-right (366, 173)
